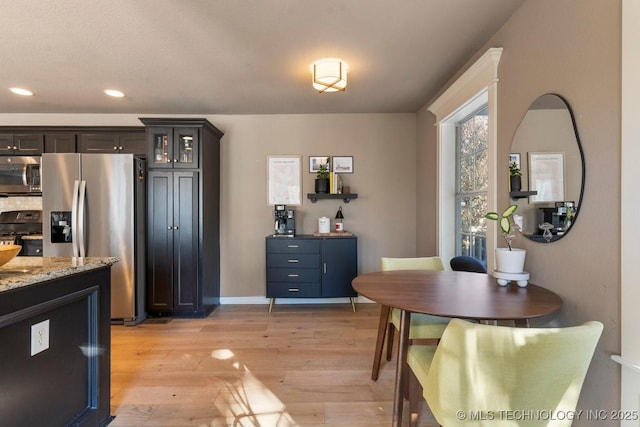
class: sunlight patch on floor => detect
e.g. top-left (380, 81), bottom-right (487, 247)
top-left (212, 348), bottom-right (300, 427)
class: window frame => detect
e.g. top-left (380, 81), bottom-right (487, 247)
top-left (428, 48), bottom-right (502, 270)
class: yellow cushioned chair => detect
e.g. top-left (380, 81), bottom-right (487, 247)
top-left (407, 318), bottom-right (603, 427)
top-left (371, 256), bottom-right (450, 381)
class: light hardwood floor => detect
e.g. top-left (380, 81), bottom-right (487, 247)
top-left (110, 303), bottom-right (437, 426)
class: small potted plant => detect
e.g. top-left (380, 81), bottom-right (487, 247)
top-left (485, 204), bottom-right (526, 273)
top-left (509, 162), bottom-right (522, 192)
top-left (315, 159), bottom-right (330, 194)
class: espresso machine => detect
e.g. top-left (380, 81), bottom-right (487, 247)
top-left (273, 205), bottom-right (296, 237)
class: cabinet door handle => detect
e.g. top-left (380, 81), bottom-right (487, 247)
top-left (36, 249), bottom-right (42, 254)
top-left (288, 274), bottom-right (299, 277)
top-left (113, 146), bottom-right (118, 150)
top-left (167, 226), bottom-right (173, 230)
top-left (287, 259), bottom-right (299, 263)
top-left (174, 226), bottom-right (179, 230)
top-left (288, 288), bottom-right (300, 292)
top-left (287, 245), bottom-right (299, 248)
top-left (323, 263), bottom-right (327, 274)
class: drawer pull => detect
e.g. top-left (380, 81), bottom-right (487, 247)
top-left (288, 274), bottom-right (299, 277)
top-left (287, 245), bottom-right (299, 248)
top-left (288, 288), bottom-right (300, 292)
top-left (288, 259), bottom-right (299, 263)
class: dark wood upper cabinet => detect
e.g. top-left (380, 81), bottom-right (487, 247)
top-left (0, 127), bottom-right (146, 155)
top-left (145, 126), bottom-right (200, 169)
top-left (44, 133), bottom-right (77, 153)
top-left (0, 133), bottom-right (44, 155)
top-left (78, 132), bottom-right (146, 155)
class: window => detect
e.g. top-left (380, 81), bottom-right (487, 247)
top-left (455, 107), bottom-right (488, 262)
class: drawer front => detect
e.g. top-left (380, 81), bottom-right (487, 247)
top-left (20, 239), bottom-right (43, 256)
top-left (267, 253), bottom-right (319, 269)
top-left (267, 268), bottom-right (320, 283)
top-left (266, 238), bottom-right (320, 254)
top-left (267, 282), bottom-right (321, 298)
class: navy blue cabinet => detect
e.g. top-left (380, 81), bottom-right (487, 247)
top-left (266, 235), bottom-right (358, 312)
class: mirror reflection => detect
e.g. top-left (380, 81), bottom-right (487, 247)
top-left (509, 94), bottom-right (584, 243)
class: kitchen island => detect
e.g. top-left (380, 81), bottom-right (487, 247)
top-left (0, 256), bottom-right (116, 427)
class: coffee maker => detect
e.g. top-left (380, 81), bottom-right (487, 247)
top-left (273, 205), bottom-right (296, 237)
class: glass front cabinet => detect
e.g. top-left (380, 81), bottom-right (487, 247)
top-left (148, 127), bottom-right (199, 169)
top-left (140, 117), bottom-right (224, 317)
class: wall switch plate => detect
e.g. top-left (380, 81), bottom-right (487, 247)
top-left (31, 319), bottom-right (50, 356)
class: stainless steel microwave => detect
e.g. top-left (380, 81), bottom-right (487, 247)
top-left (0, 156), bottom-right (41, 195)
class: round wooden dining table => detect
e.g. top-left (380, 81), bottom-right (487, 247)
top-left (352, 269), bottom-right (563, 427)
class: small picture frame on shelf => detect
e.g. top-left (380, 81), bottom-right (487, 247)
top-left (309, 156), bottom-right (330, 173)
top-left (332, 156), bottom-right (353, 173)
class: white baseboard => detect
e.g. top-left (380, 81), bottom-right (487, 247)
top-left (219, 296), bottom-right (375, 305)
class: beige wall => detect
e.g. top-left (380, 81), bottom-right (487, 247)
top-left (213, 113), bottom-right (418, 298)
top-left (417, 0), bottom-right (621, 422)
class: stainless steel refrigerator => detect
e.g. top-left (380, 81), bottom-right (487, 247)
top-left (42, 153), bottom-right (146, 325)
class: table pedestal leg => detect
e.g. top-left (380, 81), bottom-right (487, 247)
top-left (393, 309), bottom-right (410, 427)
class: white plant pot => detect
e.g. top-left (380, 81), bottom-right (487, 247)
top-left (495, 248), bottom-right (526, 273)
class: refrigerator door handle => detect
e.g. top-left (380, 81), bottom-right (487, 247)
top-left (71, 180), bottom-right (80, 258)
top-left (77, 180), bottom-right (87, 258)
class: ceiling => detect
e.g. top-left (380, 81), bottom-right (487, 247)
top-left (0, 0), bottom-right (524, 115)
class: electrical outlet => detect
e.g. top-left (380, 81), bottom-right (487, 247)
top-left (31, 319), bottom-right (50, 356)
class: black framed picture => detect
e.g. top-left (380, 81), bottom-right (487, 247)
top-left (509, 153), bottom-right (521, 169)
top-left (309, 156), bottom-right (330, 173)
top-left (332, 156), bottom-right (353, 173)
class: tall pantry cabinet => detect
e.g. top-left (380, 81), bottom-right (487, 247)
top-left (140, 118), bottom-right (224, 317)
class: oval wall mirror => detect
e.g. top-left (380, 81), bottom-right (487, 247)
top-left (509, 93), bottom-right (585, 243)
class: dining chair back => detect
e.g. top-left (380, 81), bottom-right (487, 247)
top-left (381, 256), bottom-right (445, 271)
top-left (371, 256), bottom-right (449, 381)
top-left (408, 318), bottom-right (603, 427)
top-left (449, 255), bottom-right (487, 273)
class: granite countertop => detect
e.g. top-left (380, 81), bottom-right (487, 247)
top-left (0, 256), bottom-right (118, 293)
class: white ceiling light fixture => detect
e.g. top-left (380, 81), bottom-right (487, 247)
top-left (9, 87), bottom-right (34, 96)
top-left (104, 89), bottom-right (125, 98)
top-left (310, 58), bottom-right (349, 93)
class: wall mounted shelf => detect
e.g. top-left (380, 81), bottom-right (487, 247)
top-left (307, 193), bottom-right (358, 203)
top-left (509, 190), bottom-right (537, 200)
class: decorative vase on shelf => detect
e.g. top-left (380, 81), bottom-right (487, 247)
top-left (509, 162), bottom-right (522, 192)
top-left (315, 178), bottom-right (329, 194)
top-left (509, 175), bottom-right (522, 192)
top-left (315, 159), bottom-right (330, 194)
